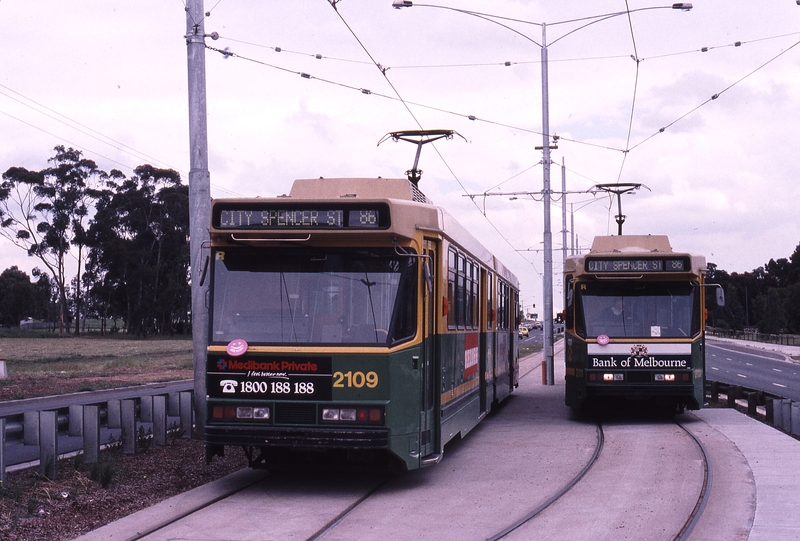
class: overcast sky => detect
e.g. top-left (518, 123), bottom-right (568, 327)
top-left (1, 0), bottom-right (799, 314)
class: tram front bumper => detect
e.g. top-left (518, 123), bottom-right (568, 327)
top-left (205, 425), bottom-right (390, 450)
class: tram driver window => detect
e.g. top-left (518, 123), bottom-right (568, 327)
top-left (577, 283), bottom-right (699, 339)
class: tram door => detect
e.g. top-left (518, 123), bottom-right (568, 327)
top-left (420, 240), bottom-right (438, 459)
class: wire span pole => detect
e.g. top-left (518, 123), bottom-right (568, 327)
top-left (186, 0), bottom-right (212, 437)
top-left (541, 23), bottom-right (555, 386)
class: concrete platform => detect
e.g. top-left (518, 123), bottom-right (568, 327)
top-left (691, 408), bottom-right (800, 540)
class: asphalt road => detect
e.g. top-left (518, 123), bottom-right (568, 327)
top-left (707, 342), bottom-right (800, 401)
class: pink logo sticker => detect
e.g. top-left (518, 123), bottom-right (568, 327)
top-left (226, 339), bottom-right (248, 357)
top-left (597, 334), bottom-right (610, 346)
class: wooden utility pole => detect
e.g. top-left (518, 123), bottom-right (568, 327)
top-left (186, 0), bottom-right (212, 436)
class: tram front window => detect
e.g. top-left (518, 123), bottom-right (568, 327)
top-left (210, 248), bottom-right (417, 345)
top-left (577, 282), bottom-right (699, 339)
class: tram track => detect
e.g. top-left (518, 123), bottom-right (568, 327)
top-left (673, 419), bottom-right (712, 541)
top-left (306, 474), bottom-right (394, 541)
top-left (485, 413), bottom-right (711, 541)
top-left (121, 417), bottom-right (713, 541)
top-left (486, 421), bottom-right (605, 541)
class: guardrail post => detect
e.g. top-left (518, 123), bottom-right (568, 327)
top-left (747, 392), bottom-right (758, 416)
top-left (39, 411), bottom-right (58, 480)
top-left (792, 402), bottom-right (800, 437)
top-left (782, 399), bottom-right (792, 433)
top-left (23, 410), bottom-right (39, 445)
top-left (168, 392), bottom-right (180, 417)
top-left (68, 404), bottom-right (83, 437)
top-left (140, 395), bottom-right (153, 423)
top-left (709, 381), bottom-right (719, 403)
top-left (83, 405), bottom-right (100, 464)
top-left (727, 385), bottom-right (740, 408)
top-left (179, 391), bottom-right (193, 439)
top-left (107, 399), bottom-right (121, 429)
top-left (121, 399), bottom-right (136, 454)
top-left (0, 418), bottom-right (6, 485)
top-left (773, 398), bottom-right (783, 427)
top-left (153, 394), bottom-right (167, 446)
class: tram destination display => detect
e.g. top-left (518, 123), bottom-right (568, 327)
top-left (214, 203), bottom-right (389, 230)
top-left (585, 256), bottom-right (689, 274)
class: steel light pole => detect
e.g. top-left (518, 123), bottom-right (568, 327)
top-left (393, 2), bottom-right (692, 385)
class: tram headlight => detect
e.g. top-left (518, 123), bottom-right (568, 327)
top-left (655, 374), bottom-right (676, 382)
top-left (237, 407), bottom-right (253, 418)
top-left (602, 373), bottom-right (624, 381)
top-left (322, 406), bottom-right (385, 425)
top-left (210, 405), bottom-right (270, 420)
top-left (253, 407), bottom-right (270, 419)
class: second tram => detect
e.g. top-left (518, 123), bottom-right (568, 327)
top-left (563, 235), bottom-right (720, 412)
top-left (204, 177), bottom-right (520, 471)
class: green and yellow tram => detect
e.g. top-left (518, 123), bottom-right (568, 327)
top-left (563, 235), bottom-right (719, 412)
top-left (204, 177), bottom-right (519, 471)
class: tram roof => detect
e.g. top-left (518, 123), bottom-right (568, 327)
top-left (290, 178), bottom-right (519, 287)
top-left (589, 235), bottom-right (673, 253)
top-left (289, 177), bottom-right (431, 204)
top-left (565, 235), bottom-right (707, 275)
top-left (213, 177), bottom-right (519, 287)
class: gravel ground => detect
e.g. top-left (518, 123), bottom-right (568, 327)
top-left (0, 436), bottom-right (246, 540)
top-left (0, 337), bottom-right (248, 540)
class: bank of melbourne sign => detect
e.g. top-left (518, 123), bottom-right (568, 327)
top-left (587, 343), bottom-right (691, 370)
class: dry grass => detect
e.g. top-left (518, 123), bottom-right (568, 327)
top-left (0, 335), bottom-right (193, 401)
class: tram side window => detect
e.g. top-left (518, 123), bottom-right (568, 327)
top-left (466, 260), bottom-right (480, 329)
top-left (487, 273), bottom-right (494, 329)
top-left (389, 256), bottom-right (417, 343)
top-left (447, 249), bottom-right (457, 329)
top-left (565, 276), bottom-right (574, 330)
top-left (473, 264), bottom-right (480, 328)
top-left (457, 254), bottom-right (466, 328)
top-left (497, 281), bottom-right (509, 330)
top-left (465, 260), bottom-right (473, 329)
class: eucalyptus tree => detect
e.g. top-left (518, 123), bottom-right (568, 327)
top-left (86, 165), bottom-right (190, 336)
top-left (0, 146), bottom-right (104, 334)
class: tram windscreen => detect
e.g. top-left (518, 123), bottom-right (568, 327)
top-left (210, 248), bottom-right (417, 345)
top-left (576, 282), bottom-right (700, 339)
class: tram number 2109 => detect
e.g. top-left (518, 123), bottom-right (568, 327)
top-left (333, 370), bottom-right (379, 389)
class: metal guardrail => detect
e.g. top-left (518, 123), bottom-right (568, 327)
top-left (707, 328), bottom-right (800, 347)
top-left (0, 384), bottom-right (194, 484)
top-left (707, 380), bottom-right (800, 438)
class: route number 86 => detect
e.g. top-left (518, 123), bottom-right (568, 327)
top-left (333, 370), bottom-right (379, 389)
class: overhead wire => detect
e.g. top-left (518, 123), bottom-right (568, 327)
top-left (322, 0), bottom-right (532, 274)
top-left (628, 36), bottom-right (800, 152)
top-left (203, 7), bottom-right (800, 275)
top-left (0, 83), bottom-right (182, 173)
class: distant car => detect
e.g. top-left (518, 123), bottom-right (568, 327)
top-left (531, 321), bottom-right (542, 330)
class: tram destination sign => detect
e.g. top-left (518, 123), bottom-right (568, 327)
top-left (585, 256), bottom-right (690, 274)
top-left (213, 202), bottom-right (390, 230)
